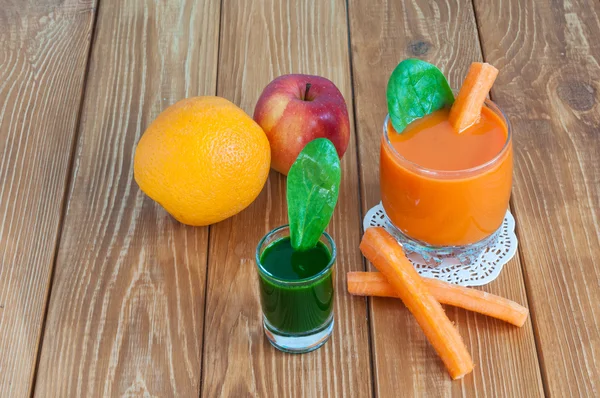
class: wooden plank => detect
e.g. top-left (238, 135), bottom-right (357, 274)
top-left (33, 0), bottom-right (220, 396)
top-left (201, 0), bottom-right (372, 396)
top-left (0, 1), bottom-right (96, 396)
top-left (347, 0), bottom-right (544, 395)
top-left (473, 0), bottom-right (600, 395)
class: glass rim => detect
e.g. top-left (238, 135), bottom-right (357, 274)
top-left (255, 224), bottom-right (336, 286)
top-left (383, 96), bottom-right (512, 178)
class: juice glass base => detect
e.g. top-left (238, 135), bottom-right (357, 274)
top-left (385, 220), bottom-right (501, 266)
top-left (263, 316), bottom-right (334, 354)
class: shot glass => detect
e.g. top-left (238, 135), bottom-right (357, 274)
top-left (255, 225), bottom-right (336, 353)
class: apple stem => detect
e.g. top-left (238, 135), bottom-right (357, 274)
top-left (304, 83), bottom-right (312, 101)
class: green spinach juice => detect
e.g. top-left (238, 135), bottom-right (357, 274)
top-left (258, 237), bottom-right (334, 334)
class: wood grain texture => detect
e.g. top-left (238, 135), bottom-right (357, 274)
top-left (201, 0), bottom-right (372, 396)
top-left (473, 0), bottom-right (600, 395)
top-left (347, 0), bottom-right (544, 395)
top-left (0, 1), bottom-right (96, 396)
top-left (33, 0), bottom-right (220, 396)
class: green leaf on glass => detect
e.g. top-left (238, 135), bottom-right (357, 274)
top-left (387, 58), bottom-right (454, 133)
top-left (287, 138), bottom-right (341, 251)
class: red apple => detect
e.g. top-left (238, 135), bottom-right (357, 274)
top-left (253, 74), bottom-right (350, 175)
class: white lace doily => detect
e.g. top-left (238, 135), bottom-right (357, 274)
top-left (363, 203), bottom-right (517, 286)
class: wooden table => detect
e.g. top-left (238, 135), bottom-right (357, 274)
top-left (1, 0), bottom-right (599, 396)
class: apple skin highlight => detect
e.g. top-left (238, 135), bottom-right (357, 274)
top-left (253, 74), bottom-right (350, 175)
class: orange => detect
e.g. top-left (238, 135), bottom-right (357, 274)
top-left (134, 96), bottom-right (271, 226)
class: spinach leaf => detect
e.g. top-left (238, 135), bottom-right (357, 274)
top-left (287, 138), bottom-right (341, 251)
top-left (387, 58), bottom-right (454, 133)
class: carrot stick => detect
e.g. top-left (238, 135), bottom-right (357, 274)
top-left (347, 272), bottom-right (528, 327)
top-left (449, 62), bottom-right (498, 133)
top-left (360, 227), bottom-right (474, 380)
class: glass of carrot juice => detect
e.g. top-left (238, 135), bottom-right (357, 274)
top-left (380, 98), bottom-right (512, 264)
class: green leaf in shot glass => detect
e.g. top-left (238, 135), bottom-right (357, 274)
top-left (287, 138), bottom-right (341, 251)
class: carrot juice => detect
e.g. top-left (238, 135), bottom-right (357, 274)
top-left (380, 100), bottom-right (512, 247)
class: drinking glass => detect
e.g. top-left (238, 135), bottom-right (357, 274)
top-left (379, 98), bottom-right (513, 264)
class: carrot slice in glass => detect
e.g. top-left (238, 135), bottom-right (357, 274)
top-left (449, 62), bottom-right (498, 133)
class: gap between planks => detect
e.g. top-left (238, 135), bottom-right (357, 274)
top-left (343, 0), bottom-right (378, 397)
top-left (198, 0), bottom-right (225, 395)
top-left (29, 2), bottom-right (102, 396)
top-left (469, 0), bottom-right (547, 395)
